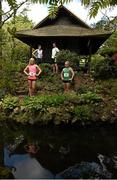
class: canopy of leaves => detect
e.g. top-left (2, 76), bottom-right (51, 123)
top-left (29, 0), bottom-right (117, 19)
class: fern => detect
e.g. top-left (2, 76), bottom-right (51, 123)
top-left (48, 5), bottom-right (58, 19)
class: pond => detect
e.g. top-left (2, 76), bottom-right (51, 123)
top-left (0, 123), bottom-right (117, 179)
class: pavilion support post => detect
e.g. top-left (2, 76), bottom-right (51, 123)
top-left (88, 42), bottom-right (92, 74)
top-left (29, 45), bottom-right (32, 58)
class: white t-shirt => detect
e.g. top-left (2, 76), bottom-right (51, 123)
top-left (51, 47), bottom-right (59, 59)
top-left (37, 49), bottom-right (43, 58)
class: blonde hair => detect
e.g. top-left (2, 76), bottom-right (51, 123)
top-left (29, 58), bottom-right (35, 65)
top-left (65, 61), bottom-right (70, 65)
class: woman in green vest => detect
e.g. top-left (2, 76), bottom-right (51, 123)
top-left (61, 61), bottom-right (74, 92)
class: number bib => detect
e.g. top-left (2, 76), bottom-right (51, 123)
top-left (29, 72), bottom-right (36, 76)
top-left (64, 72), bottom-right (69, 77)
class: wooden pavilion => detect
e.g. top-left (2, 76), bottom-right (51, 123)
top-left (15, 6), bottom-right (112, 62)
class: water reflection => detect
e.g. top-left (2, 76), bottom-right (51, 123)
top-left (4, 145), bottom-right (114, 179)
top-left (1, 125), bottom-right (117, 179)
top-left (4, 145), bottom-right (54, 179)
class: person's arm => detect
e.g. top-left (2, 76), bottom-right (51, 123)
top-left (36, 65), bottom-right (42, 76)
top-left (41, 50), bottom-right (43, 58)
top-left (61, 70), bottom-right (64, 80)
top-left (32, 49), bottom-right (37, 58)
top-left (56, 47), bottom-right (59, 53)
top-left (70, 68), bottom-right (75, 80)
top-left (24, 66), bottom-right (29, 76)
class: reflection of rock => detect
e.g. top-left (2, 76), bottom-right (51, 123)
top-left (59, 146), bottom-right (70, 155)
top-left (98, 153), bottom-right (116, 174)
top-left (0, 167), bottom-right (13, 179)
top-left (7, 135), bottom-right (24, 152)
top-left (57, 161), bottom-right (112, 179)
top-left (4, 147), bottom-right (54, 179)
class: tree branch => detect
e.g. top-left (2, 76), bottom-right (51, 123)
top-left (1, 0), bottom-right (28, 27)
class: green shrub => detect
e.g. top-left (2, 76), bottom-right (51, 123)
top-left (0, 167), bottom-right (13, 179)
top-left (1, 59), bottom-right (18, 92)
top-left (91, 54), bottom-right (117, 79)
top-left (21, 94), bottom-right (67, 112)
top-left (21, 96), bottom-right (43, 112)
top-left (39, 63), bottom-right (52, 79)
top-left (80, 91), bottom-right (102, 103)
top-left (99, 47), bottom-right (117, 57)
top-left (16, 61), bottom-right (27, 72)
top-left (2, 95), bottom-right (19, 110)
top-left (56, 50), bottom-right (79, 70)
top-left (74, 105), bottom-right (91, 121)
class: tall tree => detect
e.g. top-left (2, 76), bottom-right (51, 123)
top-left (81, 0), bottom-right (117, 18)
top-left (0, 0), bottom-right (28, 58)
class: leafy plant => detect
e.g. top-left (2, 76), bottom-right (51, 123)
top-left (2, 95), bottom-right (19, 110)
top-left (80, 91), bottom-right (102, 103)
top-left (21, 94), bottom-right (67, 112)
top-left (0, 59), bottom-right (18, 93)
top-left (56, 50), bottom-right (79, 70)
top-left (91, 54), bottom-right (117, 79)
top-left (74, 105), bottom-right (91, 121)
top-left (39, 63), bottom-right (52, 79)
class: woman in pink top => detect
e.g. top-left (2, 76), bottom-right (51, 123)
top-left (24, 58), bottom-right (42, 96)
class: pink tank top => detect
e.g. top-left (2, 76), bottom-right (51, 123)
top-left (28, 64), bottom-right (37, 80)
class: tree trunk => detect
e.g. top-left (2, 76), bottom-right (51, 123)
top-left (0, 0), bottom-right (2, 58)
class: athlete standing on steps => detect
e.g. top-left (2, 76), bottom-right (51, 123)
top-left (24, 58), bottom-right (42, 96)
top-left (61, 61), bottom-right (74, 92)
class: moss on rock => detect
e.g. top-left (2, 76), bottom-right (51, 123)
top-left (0, 167), bottom-right (13, 178)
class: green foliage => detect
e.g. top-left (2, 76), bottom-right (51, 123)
top-left (81, 0), bottom-right (117, 18)
top-left (90, 54), bottom-right (117, 79)
top-left (0, 167), bottom-right (13, 179)
top-left (1, 58), bottom-right (27, 92)
top-left (0, 59), bottom-right (17, 92)
top-left (21, 94), bottom-right (66, 111)
top-left (99, 32), bottom-right (117, 57)
top-left (2, 95), bottom-right (19, 110)
top-left (99, 47), bottom-right (116, 57)
top-left (93, 16), bottom-right (117, 31)
top-left (30, 0), bottom-right (117, 19)
top-left (3, 15), bottom-right (34, 62)
top-left (0, 15), bottom-right (33, 93)
top-left (48, 5), bottom-right (59, 19)
top-left (79, 91), bottom-right (102, 103)
top-left (56, 50), bottom-right (79, 69)
top-left (99, 79), bottom-right (117, 98)
top-left (21, 96), bottom-right (43, 112)
top-left (74, 105), bottom-right (91, 121)
top-left (39, 63), bottom-right (52, 79)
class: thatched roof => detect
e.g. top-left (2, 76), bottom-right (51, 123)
top-left (15, 5), bottom-right (112, 55)
top-left (33, 5), bottom-right (91, 29)
top-left (16, 25), bottom-right (111, 37)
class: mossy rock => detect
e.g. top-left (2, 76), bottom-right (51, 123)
top-left (0, 167), bottom-right (14, 178)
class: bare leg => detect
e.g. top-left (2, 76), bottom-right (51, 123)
top-left (28, 80), bottom-right (32, 96)
top-left (55, 63), bottom-right (58, 73)
top-left (52, 64), bottom-right (55, 73)
top-left (32, 81), bottom-right (36, 96)
top-left (63, 83), bottom-right (67, 92)
top-left (66, 83), bottom-right (70, 92)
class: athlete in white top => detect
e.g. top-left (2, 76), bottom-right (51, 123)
top-left (51, 47), bottom-right (59, 59)
top-left (51, 43), bottom-right (59, 73)
top-left (32, 45), bottom-right (43, 64)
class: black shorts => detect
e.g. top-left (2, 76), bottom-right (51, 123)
top-left (36, 58), bottom-right (42, 64)
top-left (62, 80), bottom-right (71, 83)
top-left (51, 58), bottom-right (57, 64)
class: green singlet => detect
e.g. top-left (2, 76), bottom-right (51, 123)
top-left (63, 67), bottom-right (71, 81)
